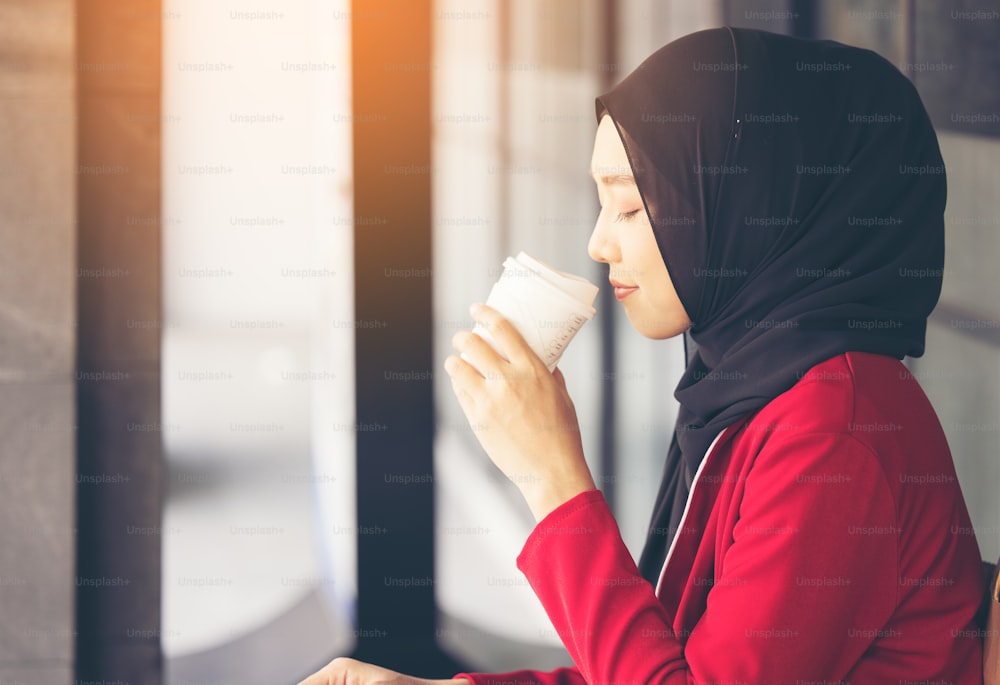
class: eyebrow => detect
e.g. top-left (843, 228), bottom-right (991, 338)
top-left (591, 173), bottom-right (637, 186)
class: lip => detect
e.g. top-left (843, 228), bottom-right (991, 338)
top-left (610, 279), bottom-right (638, 301)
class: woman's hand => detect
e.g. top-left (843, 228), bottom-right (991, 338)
top-left (297, 656), bottom-right (470, 685)
top-left (444, 303), bottom-right (596, 521)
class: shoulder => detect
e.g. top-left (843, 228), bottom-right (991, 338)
top-left (721, 351), bottom-right (948, 493)
top-left (742, 351), bottom-right (919, 437)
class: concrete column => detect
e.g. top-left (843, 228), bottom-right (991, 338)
top-left (0, 2), bottom-right (77, 684)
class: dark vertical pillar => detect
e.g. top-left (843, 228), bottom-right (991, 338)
top-left (351, 0), bottom-right (466, 675)
top-left (75, 2), bottom-right (163, 682)
top-left (0, 3), bottom-right (77, 683)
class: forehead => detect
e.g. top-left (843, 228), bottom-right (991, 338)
top-left (590, 116), bottom-right (635, 183)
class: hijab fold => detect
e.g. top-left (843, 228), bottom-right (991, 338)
top-left (595, 27), bottom-right (946, 585)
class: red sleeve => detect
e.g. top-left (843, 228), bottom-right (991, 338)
top-left (508, 433), bottom-right (899, 684)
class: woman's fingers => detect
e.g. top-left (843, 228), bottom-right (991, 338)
top-left (443, 301), bottom-right (593, 521)
top-left (449, 328), bottom-right (500, 378)
top-left (443, 353), bottom-right (483, 415)
top-left (297, 657), bottom-right (428, 685)
top-left (468, 303), bottom-right (540, 369)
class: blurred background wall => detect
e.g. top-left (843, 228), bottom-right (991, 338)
top-left (0, 3), bottom-right (77, 683)
top-left (0, 1), bottom-right (996, 683)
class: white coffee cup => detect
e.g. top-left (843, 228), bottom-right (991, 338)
top-left (467, 252), bottom-right (598, 372)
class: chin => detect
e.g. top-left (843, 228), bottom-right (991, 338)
top-left (626, 310), bottom-right (689, 340)
top-left (643, 327), bottom-right (688, 341)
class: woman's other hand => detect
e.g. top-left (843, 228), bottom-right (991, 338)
top-left (444, 303), bottom-right (597, 521)
top-left (297, 656), bottom-right (470, 685)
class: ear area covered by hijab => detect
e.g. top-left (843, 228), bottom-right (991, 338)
top-left (595, 27), bottom-right (947, 585)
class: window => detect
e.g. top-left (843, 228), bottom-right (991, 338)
top-left (161, 2), bottom-right (353, 681)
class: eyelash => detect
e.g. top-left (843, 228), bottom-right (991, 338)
top-left (615, 209), bottom-right (642, 223)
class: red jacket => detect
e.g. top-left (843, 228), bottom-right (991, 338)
top-left (455, 351), bottom-right (984, 685)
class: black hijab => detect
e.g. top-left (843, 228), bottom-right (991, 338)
top-left (595, 28), bottom-right (947, 585)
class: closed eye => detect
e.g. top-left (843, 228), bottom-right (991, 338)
top-left (615, 209), bottom-right (642, 223)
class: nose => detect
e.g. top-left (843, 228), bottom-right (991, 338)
top-left (588, 208), bottom-right (619, 264)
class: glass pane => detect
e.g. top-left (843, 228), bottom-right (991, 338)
top-left (913, 320), bottom-right (1000, 565)
top-left (814, 0), bottom-right (908, 66)
top-left (161, 0), bottom-right (354, 680)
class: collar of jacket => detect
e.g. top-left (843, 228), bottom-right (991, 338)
top-left (655, 418), bottom-right (749, 597)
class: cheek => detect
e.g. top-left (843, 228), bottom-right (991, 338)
top-left (631, 225), bottom-right (665, 285)
top-left (641, 269), bottom-right (674, 314)
top-left (636, 240), bottom-right (680, 312)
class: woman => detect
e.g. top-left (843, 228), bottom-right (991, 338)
top-left (301, 27), bottom-right (984, 685)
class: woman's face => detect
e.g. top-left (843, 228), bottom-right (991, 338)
top-left (588, 115), bottom-right (692, 340)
